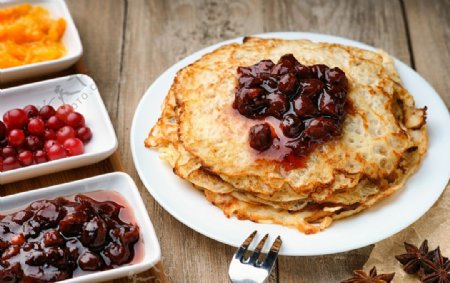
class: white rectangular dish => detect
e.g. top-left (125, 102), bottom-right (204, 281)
top-left (0, 74), bottom-right (118, 184)
top-left (0, 0), bottom-right (83, 83)
top-left (0, 172), bottom-right (161, 282)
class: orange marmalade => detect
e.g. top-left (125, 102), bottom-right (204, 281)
top-left (0, 3), bottom-right (66, 69)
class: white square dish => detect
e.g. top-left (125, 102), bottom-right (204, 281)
top-left (0, 0), bottom-right (83, 83)
top-left (0, 74), bottom-right (118, 184)
top-left (0, 172), bottom-right (162, 282)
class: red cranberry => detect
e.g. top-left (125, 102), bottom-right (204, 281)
top-left (293, 95), bottom-right (317, 117)
top-left (25, 135), bottom-right (43, 151)
top-left (34, 150), bottom-right (47, 164)
top-left (63, 138), bottom-right (84, 156)
top-left (265, 92), bottom-right (289, 119)
top-left (8, 129), bottom-right (25, 147)
top-left (47, 115), bottom-right (64, 130)
top-left (281, 114), bottom-right (304, 138)
top-left (310, 64), bottom-right (330, 81)
top-left (3, 109), bottom-right (28, 130)
top-left (0, 137), bottom-right (7, 148)
top-left (249, 123), bottom-right (274, 151)
top-left (1, 146), bottom-right (16, 158)
top-left (66, 112), bottom-right (85, 129)
top-left (47, 144), bottom-right (67, 161)
top-left (23, 105), bottom-right (39, 118)
top-left (27, 117), bottom-right (45, 136)
top-left (0, 121), bottom-right (6, 139)
top-left (56, 104), bottom-right (74, 122)
top-left (39, 105), bottom-right (56, 120)
top-left (18, 150), bottom-right (33, 166)
top-left (56, 126), bottom-right (76, 143)
top-left (299, 79), bottom-right (324, 97)
top-left (278, 73), bottom-right (298, 94)
top-left (44, 140), bottom-right (60, 151)
top-left (304, 117), bottom-right (339, 140)
top-left (76, 127), bottom-right (92, 142)
top-left (44, 128), bottom-right (56, 140)
top-left (78, 251), bottom-right (103, 271)
top-left (3, 156), bottom-right (20, 171)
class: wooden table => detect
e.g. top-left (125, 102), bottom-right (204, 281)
top-left (1, 0), bottom-right (449, 282)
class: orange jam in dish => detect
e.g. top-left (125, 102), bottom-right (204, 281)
top-left (0, 3), bottom-right (66, 69)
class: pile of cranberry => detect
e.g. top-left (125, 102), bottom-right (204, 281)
top-left (0, 194), bottom-right (140, 282)
top-left (0, 104), bottom-right (92, 172)
top-left (233, 54), bottom-right (349, 166)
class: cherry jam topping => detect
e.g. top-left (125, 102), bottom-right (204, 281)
top-left (233, 54), bottom-right (349, 169)
top-left (0, 193), bottom-right (141, 282)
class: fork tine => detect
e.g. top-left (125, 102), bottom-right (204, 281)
top-left (262, 236), bottom-right (282, 269)
top-left (234, 230), bottom-right (257, 260)
top-left (247, 234), bottom-right (269, 264)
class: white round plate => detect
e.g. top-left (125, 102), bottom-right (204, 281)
top-left (131, 32), bottom-right (450, 256)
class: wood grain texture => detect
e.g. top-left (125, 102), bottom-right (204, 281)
top-left (263, 1), bottom-right (412, 282)
top-left (4, 0), bottom-right (446, 282)
top-left (403, 0), bottom-right (450, 108)
top-left (65, 0), bottom-right (126, 126)
top-left (116, 1), bottom-right (275, 282)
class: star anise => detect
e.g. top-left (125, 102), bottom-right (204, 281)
top-left (341, 266), bottom-right (395, 283)
top-left (395, 240), bottom-right (431, 274)
top-left (420, 247), bottom-right (450, 283)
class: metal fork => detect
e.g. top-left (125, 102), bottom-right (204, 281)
top-left (229, 231), bottom-right (282, 283)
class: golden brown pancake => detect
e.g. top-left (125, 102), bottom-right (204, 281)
top-left (145, 37), bottom-right (427, 234)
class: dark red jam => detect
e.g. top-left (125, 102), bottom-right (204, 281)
top-left (0, 192), bottom-right (141, 282)
top-left (233, 54), bottom-right (349, 170)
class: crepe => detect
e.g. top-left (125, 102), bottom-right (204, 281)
top-left (145, 37), bottom-right (427, 234)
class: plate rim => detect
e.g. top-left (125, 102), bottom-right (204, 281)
top-left (130, 31), bottom-right (450, 256)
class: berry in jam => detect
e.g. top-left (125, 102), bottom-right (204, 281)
top-left (249, 123), bottom-right (275, 151)
top-left (0, 191), bottom-right (142, 282)
top-left (233, 54), bottom-right (349, 169)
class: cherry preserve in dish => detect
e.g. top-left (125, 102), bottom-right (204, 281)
top-left (0, 191), bottom-right (142, 282)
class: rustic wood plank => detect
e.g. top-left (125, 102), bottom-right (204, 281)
top-left (263, 0), bottom-right (412, 64)
top-left (262, 0), bottom-right (412, 282)
top-left (64, 0), bottom-right (126, 126)
top-left (403, 0), bottom-right (450, 108)
top-left (116, 1), bottom-right (276, 282)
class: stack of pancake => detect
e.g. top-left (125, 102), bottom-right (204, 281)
top-left (145, 37), bottom-right (427, 234)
